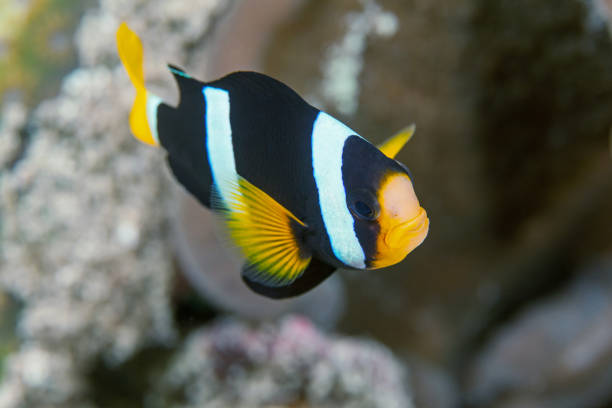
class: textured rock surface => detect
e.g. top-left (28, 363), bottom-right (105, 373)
top-left (0, 0), bottom-right (231, 406)
top-left (0, 99), bottom-right (27, 169)
top-left (148, 316), bottom-right (413, 408)
top-left (0, 67), bottom-right (173, 408)
top-left (465, 259), bottom-right (612, 408)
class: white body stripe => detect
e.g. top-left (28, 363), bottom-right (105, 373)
top-left (311, 112), bottom-right (365, 269)
top-left (146, 92), bottom-right (162, 145)
top-left (203, 87), bottom-right (239, 206)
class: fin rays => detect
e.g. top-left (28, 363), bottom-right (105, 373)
top-left (116, 22), bottom-right (159, 146)
top-left (221, 177), bottom-right (311, 287)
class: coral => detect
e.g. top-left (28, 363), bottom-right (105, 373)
top-left (0, 0), bottom-right (93, 105)
top-left (318, 0), bottom-right (398, 116)
top-left (148, 316), bottom-right (413, 408)
top-left (0, 0), bottom-right (232, 406)
top-left (0, 99), bottom-right (27, 169)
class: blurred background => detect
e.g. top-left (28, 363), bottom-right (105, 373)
top-left (1, 0), bottom-right (612, 407)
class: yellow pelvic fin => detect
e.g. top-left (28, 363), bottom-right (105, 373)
top-left (116, 22), bottom-right (159, 146)
top-left (222, 177), bottom-right (311, 287)
top-left (378, 124), bottom-right (416, 159)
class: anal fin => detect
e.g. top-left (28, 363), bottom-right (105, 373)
top-left (242, 258), bottom-right (336, 299)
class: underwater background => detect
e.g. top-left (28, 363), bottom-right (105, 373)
top-left (1, 0), bottom-right (612, 407)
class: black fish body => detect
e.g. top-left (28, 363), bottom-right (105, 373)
top-left (159, 69), bottom-right (337, 267)
top-left (117, 23), bottom-right (429, 299)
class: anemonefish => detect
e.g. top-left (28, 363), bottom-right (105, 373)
top-left (116, 23), bottom-right (429, 299)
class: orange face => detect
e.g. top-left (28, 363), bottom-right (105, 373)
top-left (369, 172), bottom-right (429, 269)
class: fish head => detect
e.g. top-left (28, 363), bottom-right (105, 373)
top-left (369, 169), bottom-right (429, 268)
top-left (342, 137), bottom-right (428, 269)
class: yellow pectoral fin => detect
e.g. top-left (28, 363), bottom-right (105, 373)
top-left (378, 124), bottom-right (416, 159)
top-left (222, 177), bottom-right (312, 287)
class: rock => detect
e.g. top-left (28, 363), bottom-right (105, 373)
top-left (148, 315), bottom-right (413, 408)
top-left (0, 99), bottom-right (27, 169)
top-left (0, 0), bottom-right (234, 406)
top-left (263, 0), bottom-right (612, 364)
top-left (465, 259), bottom-right (612, 408)
top-left (408, 358), bottom-right (460, 408)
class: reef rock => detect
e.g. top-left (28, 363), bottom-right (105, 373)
top-left (148, 316), bottom-right (413, 408)
top-left (0, 0), bottom-right (232, 406)
top-left (465, 259), bottom-right (612, 408)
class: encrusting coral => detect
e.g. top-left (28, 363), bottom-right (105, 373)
top-left (0, 0), bottom-right (231, 406)
top-left (149, 316), bottom-right (412, 408)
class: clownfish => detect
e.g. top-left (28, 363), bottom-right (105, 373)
top-left (116, 23), bottom-right (429, 299)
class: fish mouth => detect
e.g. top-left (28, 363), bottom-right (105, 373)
top-left (384, 207), bottom-right (429, 249)
top-left (368, 206), bottom-right (429, 269)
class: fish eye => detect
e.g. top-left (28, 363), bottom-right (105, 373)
top-left (348, 190), bottom-right (380, 221)
top-left (354, 200), bottom-right (374, 218)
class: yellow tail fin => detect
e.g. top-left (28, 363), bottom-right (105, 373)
top-left (116, 22), bottom-right (159, 146)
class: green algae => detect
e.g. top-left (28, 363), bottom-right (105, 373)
top-left (0, 0), bottom-right (94, 106)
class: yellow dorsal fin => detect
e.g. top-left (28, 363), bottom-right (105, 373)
top-left (378, 124), bottom-right (416, 159)
top-left (221, 177), bottom-right (312, 287)
top-left (116, 22), bottom-right (159, 146)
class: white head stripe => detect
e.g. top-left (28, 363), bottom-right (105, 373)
top-left (146, 92), bottom-right (162, 145)
top-left (203, 87), bottom-right (239, 206)
top-left (311, 112), bottom-right (365, 268)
